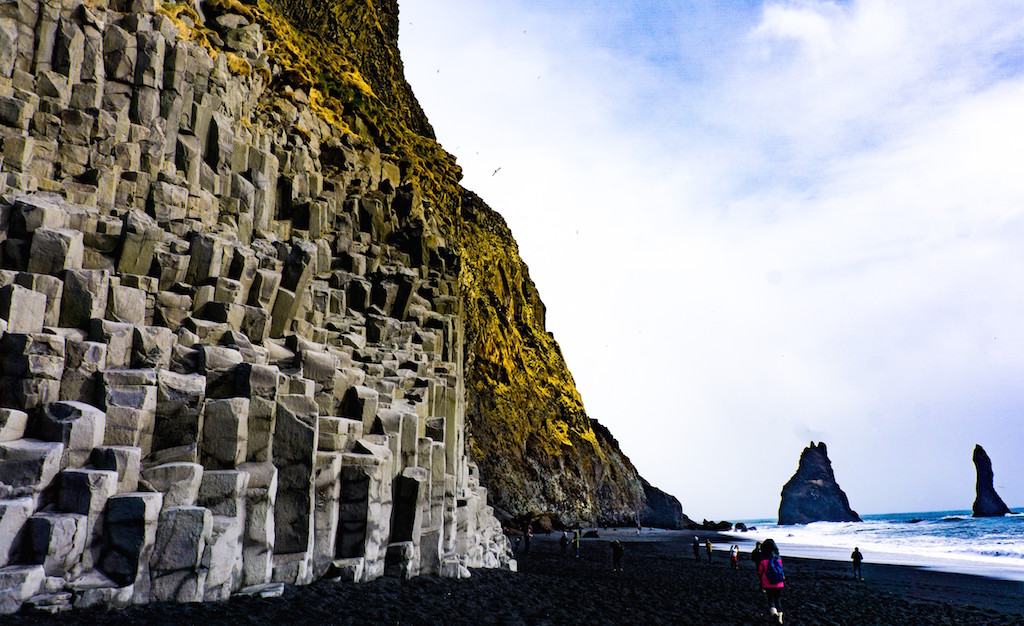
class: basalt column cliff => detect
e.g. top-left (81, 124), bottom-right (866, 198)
top-left (0, 0), bottom-right (677, 612)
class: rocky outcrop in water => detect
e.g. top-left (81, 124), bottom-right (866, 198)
top-left (778, 442), bottom-right (861, 525)
top-left (972, 444), bottom-right (1010, 517)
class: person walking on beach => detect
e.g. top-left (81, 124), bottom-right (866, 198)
top-left (574, 529), bottom-right (581, 557)
top-left (757, 538), bottom-right (785, 624)
top-left (692, 536), bottom-right (701, 562)
top-left (523, 523), bottom-right (532, 555)
top-left (705, 539), bottom-right (713, 563)
top-left (611, 540), bottom-right (624, 572)
top-left (851, 547), bottom-right (864, 580)
top-left (559, 531), bottom-right (569, 557)
top-left (637, 520), bottom-right (642, 536)
top-left (730, 544), bottom-right (739, 570)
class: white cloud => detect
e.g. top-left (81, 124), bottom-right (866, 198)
top-left (753, 2), bottom-right (843, 57)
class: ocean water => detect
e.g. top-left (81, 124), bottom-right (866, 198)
top-left (724, 509), bottom-right (1024, 582)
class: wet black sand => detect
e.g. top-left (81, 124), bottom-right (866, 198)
top-left (9, 531), bottom-right (1024, 625)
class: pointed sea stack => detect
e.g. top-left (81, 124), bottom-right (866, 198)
top-left (778, 442), bottom-right (861, 525)
top-left (972, 444), bottom-right (1011, 517)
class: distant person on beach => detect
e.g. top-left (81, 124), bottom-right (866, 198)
top-left (692, 536), bottom-right (701, 562)
top-left (851, 547), bottom-right (864, 580)
top-left (730, 544), bottom-right (739, 569)
top-left (611, 540), bottom-right (624, 572)
top-left (705, 539), bottom-right (713, 563)
top-left (560, 531), bottom-right (569, 556)
top-left (637, 520), bottom-right (642, 535)
top-left (574, 529), bottom-right (581, 557)
top-left (757, 538), bottom-right (785, 624)
top-left (523, 523), bottom-right (532, 554)
top-left (751, 541), bottom-right (763, 581)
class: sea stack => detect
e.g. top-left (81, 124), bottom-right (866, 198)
top-left (778, 442), bottom-right (861, 525)
top-left (972, 444), bottom-right (1011, 517)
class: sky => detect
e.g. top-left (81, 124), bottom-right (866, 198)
top-left (397, 0), bottom-right (1024, 520)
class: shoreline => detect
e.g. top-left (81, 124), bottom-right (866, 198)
top-left (717, 513), bottom-right (1024, 583)
top-left (7, 530), bottom-right (1022, 625)
top-left (723, 534), bottom-right (1024, 583)
top-left (568, 529), bottom-right (1024, 613)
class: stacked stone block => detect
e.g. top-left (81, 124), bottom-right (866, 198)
top-left (0, 0), bottom-right (514, 615)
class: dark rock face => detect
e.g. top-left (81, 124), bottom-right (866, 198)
top-left (778, 442), bottom-right (861, 525)
top-left (699, 520), bottom-right (733, 531)
top-left (639, 478), bottom-right (693, 529)
top-left (972, 445), bottom-right (1011, 517)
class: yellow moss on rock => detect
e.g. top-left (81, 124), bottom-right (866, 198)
top-left (159, 2), bottom-right (217, 54)
top-left (225, 51), bottom-right (252, 76)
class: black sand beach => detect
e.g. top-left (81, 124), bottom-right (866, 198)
top-left (9, 531), bottom-right (1024, 625)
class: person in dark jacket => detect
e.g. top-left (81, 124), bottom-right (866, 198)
top-left (611, 540), bottom-right (624, 572)
top-left (851, 547), bottom-right (864, 580)
top-left (751, 541), bottom-right (763, 581)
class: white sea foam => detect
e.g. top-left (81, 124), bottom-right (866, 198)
top-left (725, 509), bottom-right (1024, 582)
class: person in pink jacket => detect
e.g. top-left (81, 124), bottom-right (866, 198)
top-left (756, 538), bottom-right (785, 624)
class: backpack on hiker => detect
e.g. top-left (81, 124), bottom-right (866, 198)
top-left (765, 556), bottom-right (785, 584)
